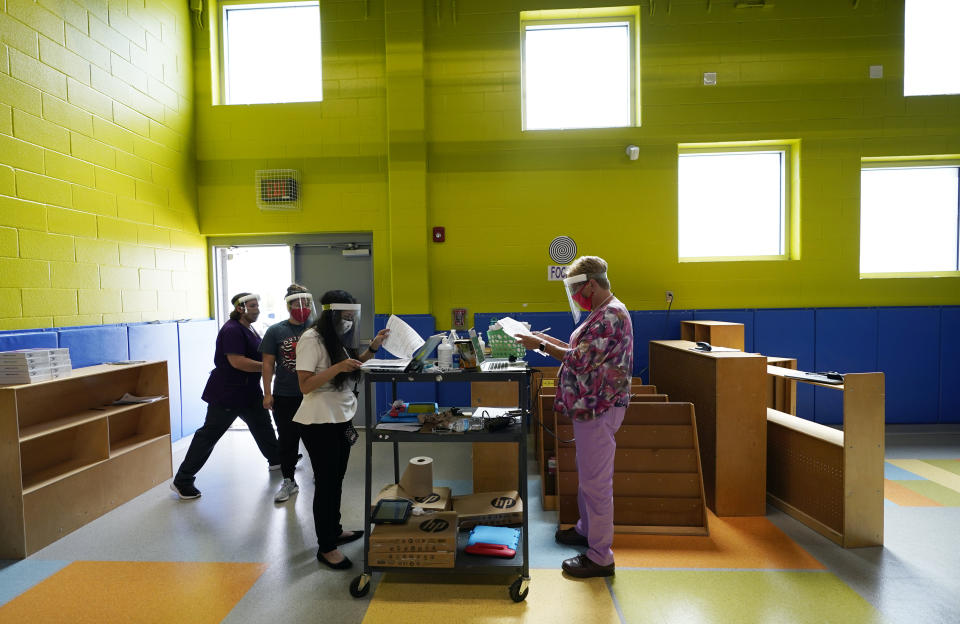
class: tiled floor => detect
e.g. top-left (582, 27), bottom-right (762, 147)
top-left (1, 425), bottom-right (958, 623)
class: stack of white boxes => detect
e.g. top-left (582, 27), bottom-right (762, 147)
top-left (0, 348), bottom-right (72, 385)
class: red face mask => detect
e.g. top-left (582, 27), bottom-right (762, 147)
top-left (290, 307), bottom-right (311, 323)
top-left (572, 284), bottom-right (592, 311)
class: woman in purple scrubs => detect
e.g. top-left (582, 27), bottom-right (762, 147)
top-left (517, 255), bottom-right (633, 578)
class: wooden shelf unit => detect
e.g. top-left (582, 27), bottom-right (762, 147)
top-left (0, 362), bottom-right (172, 558)
top-left (680, 320), bottom-right (745, 351)
top-left (765, 367), bottom-right (884, 548)
top-left (649, 340), bottom-right (767, 516)
top-left (555, 402), bottom-right (708, 535)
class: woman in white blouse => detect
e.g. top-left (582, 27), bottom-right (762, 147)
top-left (295, 289), bottom-right (388, 570)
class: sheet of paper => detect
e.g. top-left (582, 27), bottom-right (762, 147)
top-left (112, 393), bottom-right (164, 405)
top-left (473, 406), bottom-right (519, 418)
top-left (380, 315), bottom-right (425, 358)
top-left (375, 422), bottom-right (422, 432)
top-left (495, 316), bottom-right (532, 338)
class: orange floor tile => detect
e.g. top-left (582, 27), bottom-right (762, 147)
top-left (884, 478), bottom-right (942, 506)
top-left (0, 561), bottom-right (267, 624)
top-left (612, 510), bottom-right (825, 569)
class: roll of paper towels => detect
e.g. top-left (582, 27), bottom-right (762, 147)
top-left (399, 456), bottom-right (434, 498)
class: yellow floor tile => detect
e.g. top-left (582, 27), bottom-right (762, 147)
top-left (362, 569), bottom-right (619, 624)
top-left (612, 570), bottom-right (885, 624)
top-left (612, 510), bottom-right (825, 569)
top-left (0, 561), bottom-right (267, 624)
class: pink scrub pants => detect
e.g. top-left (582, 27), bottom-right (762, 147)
top-left (572, 405), bottom-right (626, 566)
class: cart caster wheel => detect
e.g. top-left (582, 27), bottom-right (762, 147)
top-left (509, 577), bottom-right (529, 602)
top-left (350, 575), bottom-right (371, 598)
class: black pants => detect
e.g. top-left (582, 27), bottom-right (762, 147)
top-left (300, 421), bottom-right (351, 553)
top-left (175, 402), bottom-right (280, 484)
top-left (271, 394), bottom-right (303, 480)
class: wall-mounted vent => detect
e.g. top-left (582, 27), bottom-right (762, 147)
top-left (255, 169), bottom-right (301, 211)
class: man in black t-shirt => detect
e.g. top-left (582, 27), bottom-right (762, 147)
top-left (261, 284), bottom-right (314, 503)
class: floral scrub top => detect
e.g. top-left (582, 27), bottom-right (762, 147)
top-left (554, 296), bottom-right (634, 422)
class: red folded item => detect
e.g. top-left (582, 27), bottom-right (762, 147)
top-left (464, 542), bottom-right (516, 558)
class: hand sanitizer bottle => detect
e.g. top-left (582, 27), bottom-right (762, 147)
top-left (437, 332), bottom-right (454, 370)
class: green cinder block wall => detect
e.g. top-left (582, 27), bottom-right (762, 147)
top-left (195, 0), bottom-right (958, 323)
top-left (1, 0), bottom-right (207, 330)
top-left (5, 0), bottom-right (959, 330)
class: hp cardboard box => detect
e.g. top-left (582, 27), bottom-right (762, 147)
top-left (371, 484), bottom-right (452, 514)
top-left (369, 551), bottom-right (456, 569)
top-left (369, 511), bottom-right (458, 555)
top-left (452, 491), bottom-right (523, 529)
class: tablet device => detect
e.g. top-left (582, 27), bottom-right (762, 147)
top-left (372, 498), bottom-right (412, 524)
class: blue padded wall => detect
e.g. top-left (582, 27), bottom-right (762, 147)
top-left (177, 320), bottom-right (218, 437)
top-left (814, 308), bottom-right (879, 425)
top-left (128, 322), bottom-right (183, 442)
top-left (632, 309), bottom-right (694, 383)
top-left (693, 309), bottom-right (756, 352)
top-left (56, 326), bottom-right (128, 368)
top-left (878, 308), bottom-right (941, 424)
top-left (373, 314), bottom-right (437, 420)
top-left (755, 308), bottom-right (816, 421)
top-left (939, 307), bottom-right (960, 424)
top-left (0, 331), bottom-right (58, 351)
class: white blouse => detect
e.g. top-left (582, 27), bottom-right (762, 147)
top-left (293, 328), bottom-right (357, 425)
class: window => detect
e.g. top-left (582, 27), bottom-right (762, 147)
top-left (220, 1), bottom-right (322, 105)
top-left (860, 163), bottom-right (960, 275)
top-left (521, 8), bottom-right (639, 130)
top-left (678, 145), bottom-right (794, 260)
top-left (904, 0), bottom-right (960, 96)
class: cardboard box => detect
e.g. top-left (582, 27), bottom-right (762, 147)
top-left (452, 491), bottom-right (523, 529)
top-left (371, 484), bottom-right (452, 515)
top-left (369, 551), bottom-right (455, 568)
top-left (369, 511), bottom-right (458, 553)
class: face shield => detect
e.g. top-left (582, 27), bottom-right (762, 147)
top-left (562, 273), bottom-right (606, 323)
top-left (235, 293), bottom-right (261, 321)
top-left (323, 303), bottom-right (362, 349)
top-left (285, 292), bottom-right (316, 325)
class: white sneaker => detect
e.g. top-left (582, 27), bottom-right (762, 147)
top-left (274, 478), bottom-right (299, 503)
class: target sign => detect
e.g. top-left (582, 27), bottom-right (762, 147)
top-left (549, 236), bottom-right (577, 264)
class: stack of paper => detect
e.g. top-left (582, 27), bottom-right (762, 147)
top-left (0, 348), bottom-right (72, 385)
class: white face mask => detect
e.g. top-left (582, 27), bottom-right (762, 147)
top-left (337, 319), bottom-right (354, 335)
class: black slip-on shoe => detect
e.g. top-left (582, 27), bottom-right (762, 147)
top-left (555, 526), bottom-right (589, 547)
top-left (562, 554), bottom-right (615, 578)
top-left (317, 551), bottom-right (352, 570)
top-left (335, 530), bottom-right (364, 546)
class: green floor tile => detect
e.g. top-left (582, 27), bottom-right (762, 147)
top-left (894, 479), bottom-right (960, 506)
top-left (611, 570), bottom-right (885, 624)
top-left (922, 459), bottom-right (960, 477)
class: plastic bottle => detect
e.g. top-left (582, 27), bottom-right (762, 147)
top-left (437, 332), bottom-right (454, 370)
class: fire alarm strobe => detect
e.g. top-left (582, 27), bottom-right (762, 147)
top-left (433, 226), bottom-right (445, 242)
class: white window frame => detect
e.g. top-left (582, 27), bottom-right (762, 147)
top-left (859, 160), bottom-right (960, 278)
top-left (520, 11), bottom-right (639, 131)
top-left (218, 0), bottom-right (322, 106)
top-left (677, 144), bottom-right (793, 262)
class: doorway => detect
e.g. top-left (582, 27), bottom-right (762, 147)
top-left (208, 234), bottom-right (375, 425)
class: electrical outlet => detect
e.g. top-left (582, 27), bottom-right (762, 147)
top-left (665, 290), bottom-right (674, 303)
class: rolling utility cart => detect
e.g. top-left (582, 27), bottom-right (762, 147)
top-left (349, 368), bottom-right (532, 602)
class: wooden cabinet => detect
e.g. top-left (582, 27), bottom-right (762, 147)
top-left (649, 340), bottom-right (767, 516)
top-left (765, 367), bottom-right (884, 548)
top-left (681, 320), bottom-right (745, 351)
top-left (0, 362), bottom-right (172, 559)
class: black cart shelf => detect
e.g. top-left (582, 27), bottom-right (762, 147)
top-left (349, 368), bottom-right (532, 602)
